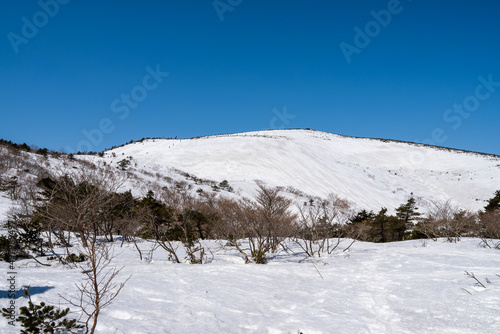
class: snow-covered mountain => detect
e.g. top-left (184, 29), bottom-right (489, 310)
top-left (96, 129), bottom-right (500, 213)
top-left (1, 130), bottom-right (500, 334)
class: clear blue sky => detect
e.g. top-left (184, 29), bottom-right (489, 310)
top-left (1, 0), bottom-right (499, 154)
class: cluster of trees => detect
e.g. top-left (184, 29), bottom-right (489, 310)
top-left (2, 167), bottom-right (131, 333)
top-left (345, 193), bottom-right (500, 244)
top-left (415, 192), bottom-right (500, 244)
top-left (0, 138), bottom-right (62, 158)
top-left (4, 166), bottom-right (499, 268)
top-left (2, 166), bottom-right (500, 266)
top-left (2, 167), bottom-right (333, 265)
top-left (347, 197), bottom-right (421, 243)
top-left (0, 139), bottom-right (36, 154)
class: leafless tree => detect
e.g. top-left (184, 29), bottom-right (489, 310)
top-left (34, 165), bottom-right (126, 248)
top-left (136, 203), bottom-right (182, 263)
top-left (98, 191), bottom-right (136, 242)
top-left (38, 165), bottom-right (131, 333)
top-left (295, 194), bottom-right (354, 257)
top-left (416, 200), bottom-right (477, 242)
top-left (136, 184), bottom-right (217, 264)
top-left (214, 184), bottom-right (296, 263)
top-left (479, 210), bottom-right (500, 249)
top-left (479, 210), bottom-right (500, 239)
top-left (63, 240), bottom-right (130, 334)
top-left (115, 207), bottom-right (145, 259)
top-left (159, 181), bottom-right (191, 212)
top-left (213, 197), bottom-right (252, 263)
top-left (251, 184), bottom-right (296, 254)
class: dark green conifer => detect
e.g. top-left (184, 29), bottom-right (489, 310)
top-left (485, 190), bottom-right (500, 212)
top-left (1, 287), bottom-right (83, 334)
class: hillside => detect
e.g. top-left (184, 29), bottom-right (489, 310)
top-left (1, 130), bottom-right (499, 333)
top-left (97, 129), bottom-right (500, 213)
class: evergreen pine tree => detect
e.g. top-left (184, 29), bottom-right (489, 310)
top-left (485, 190), bottom-right (500, 212)
top-left (350, 210), bottom-right (375, 223)
top-left (1, 287), bottom-right (83, 334)
top-left (395, 196), bottom-right (421, 224)
top-left (369, 208), bottom-right (389, 243)
top-left (394, 196), bottom-right (421, 240)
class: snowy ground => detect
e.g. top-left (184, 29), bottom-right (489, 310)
top-left (1, 238), bottom-right (499, 334)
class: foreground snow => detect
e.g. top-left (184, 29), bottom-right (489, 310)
top-left (1, 238), bottom-right (499, 333)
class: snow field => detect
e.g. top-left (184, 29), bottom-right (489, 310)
top-left (1, 238), bottom-right (499, 333)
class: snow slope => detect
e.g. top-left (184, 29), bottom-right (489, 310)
top-left (101, 129), bottom-right (500, 212)
top-left (1, 238), bottom-right (499, 333)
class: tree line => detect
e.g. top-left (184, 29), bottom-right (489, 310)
top-left (3, 166), bottom-right (499, 266)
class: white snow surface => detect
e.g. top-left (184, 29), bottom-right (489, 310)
top-left (99, 129), bottom-right (500, 212)
top-left (1, 238), bottom-right (499, 333)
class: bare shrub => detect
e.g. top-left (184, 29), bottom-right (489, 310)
top-left (479, 210), bottom-right (500, 239)
top-left (136, 186), bottom-right (215, 264)
top-left (33, 166), bottom-right (131, 333)
top-left (214, 184), bottom-right (296, 264)
top-left (478, 209), bottom-right (500, 249)
top-left (133, 192), bottom-right (181, 263)
top-left (464, 271), bottom-right (487, 288)
top-left (416, 201), bottom-right (478, 242)
top-left (34, 165), bottom-right (126, 248)
top-left (63, 240), bottom-right (130, 334)
top-left (295, 194), bottom-right (353, 257)
top-left (213, 197), bottom-right (251, 263)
